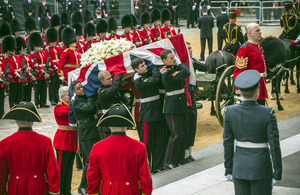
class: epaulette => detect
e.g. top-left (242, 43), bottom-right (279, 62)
top-left (172, 71), bottom-right (179, 77)
top-left (101, 88), bottom-right (106, 93)
top-left (241, 42), bottom-right (248, 48)
top-left (63, 48), bottom-right (69, 52)
top-left (142, 78), bottom-right (149, 82)
top-left (58, 102), bottom-right (63, 105)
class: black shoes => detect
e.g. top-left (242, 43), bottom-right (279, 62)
top-left (51, 101), bottom-right (57, 106)
top-left (40, 104), bottom-right (50, 108)
top-left (188, 155), bottom-right (196, 161)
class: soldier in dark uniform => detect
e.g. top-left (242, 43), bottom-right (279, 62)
top-left (23, 0), bottom-right (36, 19)
top-left (91, 0), bottom-right (107, 17)
top-left (38, 0), bottom-right (51, 21)
top-left (93, 7), bottom-right (103, 24)
top-left (159, 49), bottom-right (190, 168)
top-left (170, 0), bottom-right (179, 27)
top-left (74, 0), bottom-right (88, 13)
top-left (187, 0), bottom-right (198, 28)
top-left (97, 71), bottom-right (123, 139)
top-left (216, 4), bottom-right (229, 50)
top-left (71, 80), bottom-right (100, 195)
top-left (222, 9), bottom-right (244, 55)
top-left (279, 1), bottom-right (299, 40)
top-left (0, 0), bottom-right (14, 23)
top-left (57, 0), bottom-right (73, 16)
top-left (294, 0), bottom-right (300, 18)
top-left (198, 5), bottom-right (214, 61)
top-left (109, 0), bottom-right (119, 19)
top-left (10, 19), bottom-right (21, 37)
top-left (223, 70), bottom-right (282, 195)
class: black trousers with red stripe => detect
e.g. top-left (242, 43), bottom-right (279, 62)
top-left (55, 149), bottom-right (76, 195)
top-left (164, 113), bottom-right (187, 165)
top-left (141, 120), bottom-right (165, 172)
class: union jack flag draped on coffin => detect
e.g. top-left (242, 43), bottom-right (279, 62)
top-left (68, 34), bottom-right (196, 125)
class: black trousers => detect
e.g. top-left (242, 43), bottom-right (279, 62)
top-left (49, 73), bottom-right (60, 102)
top-left (200, 38), bottom-right (213, 60)
top-left (218, 35), bottom-right (224, 51)
top-left (23, 82), bottom-right (33, 102)
top-left (141, 120), bottom-right (165, 172)
top-left (164, 113), bottom-right (186, 165)
top-left (171, 8), bottom-right (179, 26)
top-left (0, 87), bottom-right (4, 118)
top-left (56, 149), bottom-right (76, 195)
top-left (187, 8), bottom-right (196, 26)
top-left (35, 79), bottom-right (47, 106)
top-left (185, 95), bottom-right (197, 148)
top-left (233, 178), bottom-right (272, 195)
top-left (79, 138), bottom-right (99, 190)
top-left (9, 82), bottom-right (23, 108)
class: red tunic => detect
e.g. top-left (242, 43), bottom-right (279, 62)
top-left (0, 129), bottom-right (59, 195)
top-left (87, 134), bottom-right (152, 195)
top-left (121, 32), bottom-right (135, 43)
top-left (3, 56), bottom-right (24, 83)
top-left (23, 54), bottom-right (34, 83)
top-left (161, 24), bottom-right (177, 37)
top-left (138, 28), bottom-right (153, 46)
top-left (76, 41), bottom-right (87, 54)
top-left (0, 59), bottom-right (5, 88)
top-left (150, 25), bottom-right (166, 42)
top-left (57, 48), bottom-right (80, 83)
top-left (234, 40), bottom-right (268, 100)
top-left (46, 46), bottom-right (62, 74)
top-left (29, 51), bottom-right (48, 80)
top-left (107, 34), bottom-right (122, 40)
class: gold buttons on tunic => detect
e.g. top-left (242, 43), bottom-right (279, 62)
top-left (126, 182), bottom-right (129, 185)
top-left (16, 176), bottom-right (19, 179)
top-left (110, 182), bottom-right (112, 185)
top-left (34, 175), bottom-right (37, 178)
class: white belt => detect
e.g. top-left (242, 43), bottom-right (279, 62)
top-left (40, 64), bottom-right (46, 67)
top-left (52, 60), bottom-right (59, 63)
top-left (166, 88), bottom-right (185, 96)
top-left (159, 89), bottom-right (165, 94)
top-left (135, 98), bottom-right (140, 103)
top-left (140, 95), bottom-right (160, 103)
top-left (260, 72), bottom-right (267, 78)
top-left (236, 140), bottom-right (268, 148)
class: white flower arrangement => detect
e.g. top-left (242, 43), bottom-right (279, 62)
top-left (80, 38), bottom-right (136, 67)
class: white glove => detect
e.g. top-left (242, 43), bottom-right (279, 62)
top-left (225, 174), bottom-right (233, 182)
top-left (272, 178), bottom-right (280, 186)
top-left (296, 35), bottom-right (300, 42)
top-left (207, 5), bottom-right (211, 10)
top-left (59, 76), bottom-right (65, 81)
top-left (192, 5), bottom-right (196, 11)
top-left (175, 56), bottom-right (181, 65)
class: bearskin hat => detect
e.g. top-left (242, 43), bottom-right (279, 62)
top-left (72, 10), bottom-right (83, 25)
top-left (29, 32), bottom-right (43, 51)
top-left (46, 28), bottom-right (58, 43)
top-left (84, 22), bottom-right (96, 38)
top-left (84, 9), bottom-right (94, 24)
top-left (58, 25), bottom-right (66, 42)
top-left (40, 17), bottom-right (50, 31)
top-left (16, 37), bottom-right (27, 53)
top-left (161, 8), bottom-right (171, 23)
top-left (61, 12), bottom-right (70, 26)
top-left (62, 27), bottom-right (77, 48)
top-left (2, 36), bottom-right (16, 53)
top-left (108, 17), bottom-right (118, 32)
top-left (130, 14), bottom-right (138, 28)
top-left (96, 19), bottom-right (108, 34)
top-left (0, 22), bottom-right (12, 38)
top-left (10, 19), bottom-right (21, 35)
top-left (151, 9), bottom-right (161, 22)
top-left (121, 15), bottom-right (133, 29)
top-left (24, 17), bottom-right (36, 33)
top-left (140, 12), bottom-right (151, 26)
top-left (72, 23), bottom-right (83, 36)
top-left (51, 14), bottom-right (61, 27)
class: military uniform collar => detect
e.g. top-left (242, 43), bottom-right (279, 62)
top-left (111, 132), bottom-right (126, 135)
top-left (18, 127), bottom-right (33, 131)
top-left (248, 39), bottom-right (259, 45)
top-left (241, 99), bottom-right (258, 105)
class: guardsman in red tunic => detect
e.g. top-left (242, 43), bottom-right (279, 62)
top-left (96, 19), bottom-right (110, 42)
top-left (24, 17), bottom-right (36, 46)
top-left (73, 23), bottom-right (87, 54)
top-left (161, 8), bottom-right (177, 38)
top-left (234, 23), bottom-right (268, 106)
top-left (0, 101), bottom-right (59, 195)
top-left (0, 58), bottom-right (5, 118)
top-left (54, 86), bottom-right (78, 195)
top-left (130, 14), bottom-right (143, 47)
top-left (11, 19), bottom-right (21, 38)
top-left (40, 17), bottom-right (50, 46)
top-left (150, 9), bottom-right (165, 42)
top-left (0, 22), bottom-right (12, 56)
top-left (107, 17), bottom-right (122, 40)
top-left (46, 28), bottom-right (62, 105)
top-left (87, 103), bottom-right (153, 195)
top-left (58, 27), bottom-right (80, 84)
top-left (139, 12), bottom-right (153, 46)
top-left (121, 15), bottom-right (134, 43)
top-left (84, 22), bottom-right (97, 50)
top-left (2, 36), bottom-right (24, 108)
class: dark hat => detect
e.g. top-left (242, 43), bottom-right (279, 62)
top-left (40, 17), bottom-right (50, 31)
top-left (108, 17), bottom-right (118, 32)
top-left (71, 10), bottom-right (83, 25)
top-left (130, 14), bottom-right (138, 28)
top-left (51, 14), bottom-right (61, 27)
top-left (29, 32), bottom-right (43, 51)
top-left (58, 25), bottom-right (66, 42)
top-left (284, 1), bottom-right (293, 10)
top-left (84, 22), bottom-right (96, 38)
top-left (16, 37), bottom-right (27, 53)
top-left (97, 103), bottom-right (136, 127)
top-left (95, 7), bottom-right (102, 14)
top-left (25, 17), bottom-right (36, 32)
top-left (161, 8), bottom-right (171, 23)
top-left (121, 15), bottom-right (133, 29)
top-left (2, 101), bottom-right (42, 122)
top-left (61, 12), bottom-right (70, 26)
top-left (96, 19), bottom-right (108, 34)
top-left (62, 27), bottom-right (77, 48)
top-left (10, 19), bottom-right (21, 35)
top-left (151, 9), bottom-right (161, 22)
top-left (84, 9), bottom-right (94, 24)
top-left (2, 36), bottom-right (16, 53)
top-left (72, 23), bottom-right (83, 36)
top-left (229, 9), bottom-right (238, 18)
top-left (46, 27), bottom-right (58, 43)
top-left (0, 22), bottom-right (12, 37)
top-left (235, 70), bottom-right (261, 91)
top-left (140, 12), bottom-right (151, 26)
top-left (221, 3), bottom-right (227, 11)
top-left (202, 5), bottom-right (208, 12)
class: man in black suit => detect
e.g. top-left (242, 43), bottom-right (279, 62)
top-left (23, 0), bottom-right (36, 19)
top-left (216, 4), bottom-right (229, 50)
top-left (170, 0), bottom-right (180, 27)
top-left (0, 0), bottom-right (15, 23)
top-left (160, 49), bottom-right (190, 168)
top-left (38, 0), bottom-right (51, 21)
top-left (198, 5), bottom-right (214, 61)
top-left (74, 0), bottom-right (88, 13)
top-left (223, 70), bottom-right (282, 195)
top-left (186, 0), bottom-right (198, 28)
